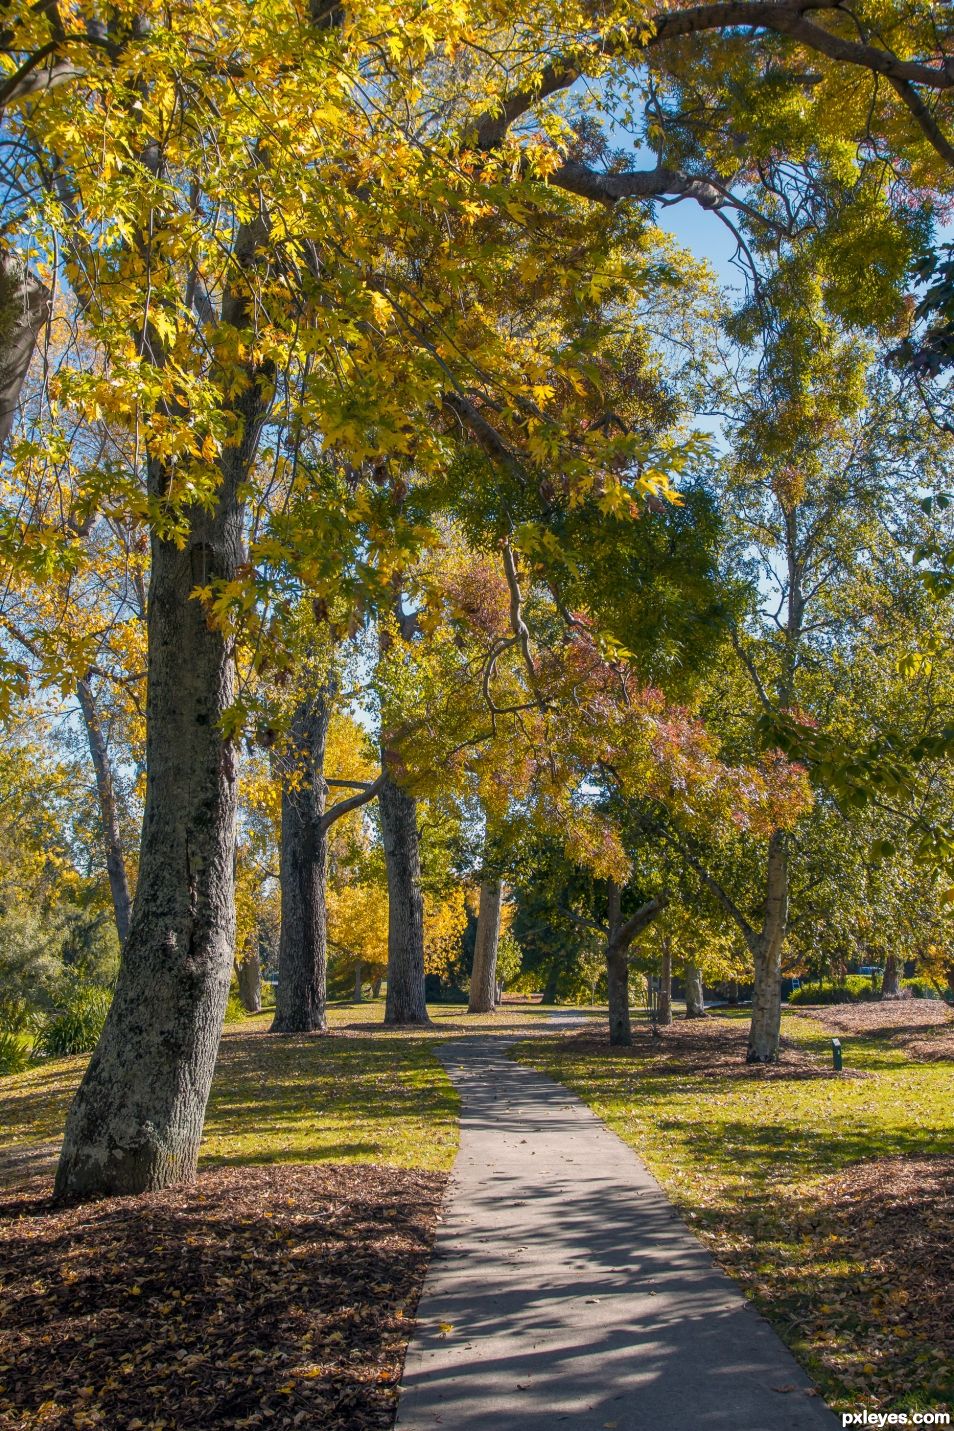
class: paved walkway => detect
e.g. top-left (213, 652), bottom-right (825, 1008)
top-left (396, 1036), bottom-right (838, 1431)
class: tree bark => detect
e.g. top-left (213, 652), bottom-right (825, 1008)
top-left (353, 960), bottom-right (364, 1002)
top-left (54, 217), bottom-right (270, 1199)
top-left (605, 882), bottom-right (667, 1047)
top-left (54, 479), bottom-right (248, 1199)
top-left (271, 685), bottom-right (333, 1034)
top-left (371, 974), bottom-right (382, 999)
top-left (881, 954), bottom-right (901, 998)
top-left (379, 762), bottom-right (430, 1026)
top-left (0, 253), bottom-right (50, 454)
top-left (684, 961), bottom-right (706, 1018)
top-left (746, 831), bottom-right (788, 1063)
top-left (76, 677), bottom-right (133, 949)
top-left (468, 878), bottom-right (503, 1014)
top-left (657, 937), bottom-right (673, 1026)
top-left (237, 943), bottom-right (262, 1014)
top-left (606, 881), bottom-right (631, 1046)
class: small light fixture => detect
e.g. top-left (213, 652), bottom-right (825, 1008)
top-left (831, 1038), bottom-right (843, 1072)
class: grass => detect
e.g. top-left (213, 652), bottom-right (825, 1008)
top-left (0, 999), bottom-right (583, 1190)
top-left (514, 1007), bottom-right (954, 1416)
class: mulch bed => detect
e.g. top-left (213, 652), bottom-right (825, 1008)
top-left (0, 1164), bottom-right (445, 1431)
top-left (789, 999), bottom-right (954, 1062)
top-left (560, 1015), bottom-right (859, 1079)
top-left (803, 1156), bottom-right (954, 1405)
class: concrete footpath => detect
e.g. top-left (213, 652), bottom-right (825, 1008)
top-left (396, 1035), bottom-right (839, 1431)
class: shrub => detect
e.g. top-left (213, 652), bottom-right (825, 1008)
top-left (901, 978), bottom-right (942, 999)
top-left (224, 986), bottom-right (248, 1024)
top-left (788, 975), bottom-right (881, 1006)
top-left (0, 1030), bottom-right (32, 1075)
top-left (35, 985), bottom-right (112, 1057)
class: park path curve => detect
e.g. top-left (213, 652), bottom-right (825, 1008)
top-left (396, 1032), bottom-right (838, 1431)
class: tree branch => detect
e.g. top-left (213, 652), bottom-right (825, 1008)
top-left (320, 772), bottom-right (385, 832)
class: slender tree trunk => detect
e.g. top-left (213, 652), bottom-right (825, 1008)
top-left (237, 943), bottom-right (262, 1014)
top-left (353, 960), bottom-right (364, 1002)
top-left (271, 685), bottom-right (333, 1034)
top-left (881, 954), bottom-right (901, 998)
top-left (542, 966), bottom-right (560, 1005)
top-left (468, 878), bottom-right (503, 1014)
top-left (54, 482), bottom-right (247, 1199)
top-left (379, 762), bottom-right (430, 1026)
top-left (0, 254), bottom-right (51, 454)
top-left (371, 975), bottom-right (382, 999)
top-left (684, 961), bottom-right (706, 1018)
top-left (657, 937), bottom-right (673, 1026)
top-left (606, 881), bottom-right (631, 1047)
top-left (76, 677), bottom-right (133, 948)
top-left (746, 831), bottom-right (788, 1064)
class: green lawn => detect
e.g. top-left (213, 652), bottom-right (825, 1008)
top-left (514, 1008), bottom-right (954, 1415)
top-left (0, 999), bottom-right (582, 1189)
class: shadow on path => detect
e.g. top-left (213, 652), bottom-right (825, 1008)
top-left (397, 1035), bottom-right (839, 1431)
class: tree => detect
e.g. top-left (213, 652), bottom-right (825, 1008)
top-left (2, 0), bottom-right (949, 1198)
top-left (468, 878), bottom-right (504, 1014)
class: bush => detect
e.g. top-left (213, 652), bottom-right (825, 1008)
top-left (35, 985), bottom-right (112, 1057)
top-left (224, 986), bottom-right (248, 1024)
top-left (788, 975), bottom-right (881, 1006)
top-left (901, 977), bottom-right (943, 999)
top-left (0, 1030), bottom-right (32, 1075)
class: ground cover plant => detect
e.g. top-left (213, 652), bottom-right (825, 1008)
top-left (515, 1007), bottom-right (954, 1416)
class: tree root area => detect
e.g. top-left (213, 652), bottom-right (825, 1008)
top-left (562, 1016), bottom-right (861, 1080)
top-left (789, 998), bottom-right (954, 1061)
top-left (0, 1163), bottom-right (445, 1430)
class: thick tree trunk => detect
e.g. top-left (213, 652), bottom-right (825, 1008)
top-left (881, 954), bottom-right (901, 998)
top-left (684, 961), bottom-right (706, 1018)
top-left (606, 881), bottom-right (631, 1047)
top-left (54, 218), bottom-right (270, 1198)
top-left (54, 489), bottom-right (245, 1199)
top-left (353, 960), bottom-right (364, 1002)
top-left (271, 687), bottom-right (333, 1034)
top-left (657, 937), bottom-right (673, 1026)
top-left (0, 254), bottom-right (51, 454)
top-left (237, 944), bottom-right (262, 1014)
top-left (76, 678), bottom-right (133, 948)
top-left (542, 967), bottom-right (560, 1005)
top-left (468, 878), bottom-right (503, 1014)
top-left (379, 764), bottom-right (430, 1026)
top-left (746, 831), bottom-right (788, 1064)
top-left (371, 975), bottom-right (382, 999)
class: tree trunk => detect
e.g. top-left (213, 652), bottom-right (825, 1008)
top-left (379, 764), bottom-right (430, 1026)
top-left (54, 221), bottom-right (270, 1199)
top-left (657, 937), bottom-right (673, 1026)
top-left (684, 961), bottom-right (706, 1018)
top-left (0, 254), bottom-right (51, 455)
top-left (54, 487), bottom-right (246, 1199)
top-left (353, 960), bottom-right (363, 1002)
top-left (237, 944), bottom-right (262, 1014)
top-left (542, 966), bottom-right (560, 1005)
top-left (468, 878), bottom-right (503, 1014)
top-left (881, 954), bottom-right (901, 998)
top-left (606, 881), bottom-right (631, 1047)
top-left (76, 677), bottom-right (133, 948)
top-left (371, 975), bottom-right (382, 999)
top-left (271, 686), bottom-right (333, 1034)
top-left (746, 831), bottom-right (788, 1064)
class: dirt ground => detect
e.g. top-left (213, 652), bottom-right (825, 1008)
top-left (563, 1012), bottom-right (860, 1079)
top-left (789, 997), bottom-right (954, 1061)
top-left (0, 1163), bottom-right (444, 1431)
